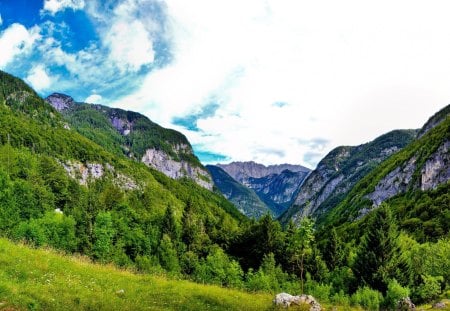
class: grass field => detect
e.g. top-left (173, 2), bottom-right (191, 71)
top-left (0, 238), bottom-right (275, 310)
top-left (0, 238), bottom-right (447, 311)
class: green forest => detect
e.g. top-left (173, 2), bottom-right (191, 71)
top-left (0, 70), bottom-right (449, 310)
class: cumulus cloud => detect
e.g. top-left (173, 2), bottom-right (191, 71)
top-left (85, 94), bottom-right (102, 104)
top-left (0, 23), bottom-right (41, 68)
top-left (25, 65), bottom-right (52, 91)
top-left (0, 14), bottom-right (3, 26)
top-left (111, 0), bottom-right (450, 167)
top-left (104, 19), bottom-right (154, 72)
top-left (42, 0), bottom-right (85, 15)
top-left (86, 0), bottom-right (160, 73)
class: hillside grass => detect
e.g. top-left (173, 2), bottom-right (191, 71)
top-left (0, 238), bottom-right (275, 311)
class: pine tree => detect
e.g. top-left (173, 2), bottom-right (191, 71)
top-left (353, 203), bottom-right (401, 293)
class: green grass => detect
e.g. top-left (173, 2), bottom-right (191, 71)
top-left (0, 238), bottom-right (273, 311)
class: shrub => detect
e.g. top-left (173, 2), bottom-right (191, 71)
top-left (385, 279), bottom-right (410, 309)
top-left (351, 286), bottom-right (383, 310)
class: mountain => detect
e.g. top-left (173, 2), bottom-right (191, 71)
top-left (45, 93), bottom-right (213, 189)
top-left (321, 104), bottom-right (450, 234)
top-left (215, 161), bottom-right (310, 216)
top-left (280, 129), bottom-right (417, 224)
top-left (206, 165), bottom-right (271, 218)
top-left (0, 70), bottom-right (245, 279)
top-left (217, 161), bottom-right (310, 183)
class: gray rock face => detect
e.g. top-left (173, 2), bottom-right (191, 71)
top-left (61, 160), bottom-right (138, 190)
top-left (110, 116), bottom-right (132, 136)
top-left (142, 148), bottom-right (213, 190)
top-left (366, 156), bottom-right (417, 206)
top-left (45, 93), bottom-right (74, 111)
top-left (421, 141), bottom-right (450, 191)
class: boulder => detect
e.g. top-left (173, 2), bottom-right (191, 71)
top-left (396, 297), bottom-right (415, 310)
top-left (273, 293), bottom-right (321, 310)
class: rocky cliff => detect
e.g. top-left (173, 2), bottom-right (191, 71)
top-left (281, 129), bottom-right (417, 224)
top-left (45, 93), bottom-right (213, 189)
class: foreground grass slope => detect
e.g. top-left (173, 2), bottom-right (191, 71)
top-left (0, 238), bottom-right (273, 311)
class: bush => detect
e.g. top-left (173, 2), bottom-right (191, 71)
top-left (351, 286), bottom-right (383, 311)
top-left (304, 279), bottom-right (331, 302)
top-left (414, 275), bottom-right (443, 303)
top-left (385, 279), bottom-right (410, 309)
top-left (331, 290), bottom-right (350, 306)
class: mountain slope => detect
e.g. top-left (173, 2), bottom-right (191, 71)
top-left (206, 165), bottom-right (271, 218)
top-left (216, 161), bottom-right (310, 215)
top-left (0, 70), bottom-right (245, 280)
top-left (280, 129), bottom-right (417, 224)
top-left (322, 104), bottom-right (450, 228)
top-left (45, 93), bottom-right (213, 189)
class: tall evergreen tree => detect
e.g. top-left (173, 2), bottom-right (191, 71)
top-left (353, 203), bottom-right (401, 293)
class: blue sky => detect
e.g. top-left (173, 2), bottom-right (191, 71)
top-left (1, 0), bottom-right (450, 168)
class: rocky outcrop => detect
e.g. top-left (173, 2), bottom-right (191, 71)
top-left (273, 293), bottom-right (321, 310)
top-left (366, 156), bottom-right (417, 206)
top-left (421, 141), bottom-right (450, 191)
top-left (142, 148), bottom-right (213, 190)
top-left (45, 93), bottom-right (74, 111)
top-left (397, 297), bottom-right (415, 310)
top-left (110, 116), bottom-right (132, 136)
top-left (61, 160), bottom-right (138, 190)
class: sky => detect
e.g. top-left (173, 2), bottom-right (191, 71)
top-left (1, 0), bottom-right (449, 168)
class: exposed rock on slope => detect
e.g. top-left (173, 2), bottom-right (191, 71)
top-left (206, 165), bottom-right (271, 218)
top-left (281, 130), bottom-right (417, 224)
top-left (45, 93), bottom-right (213, 189)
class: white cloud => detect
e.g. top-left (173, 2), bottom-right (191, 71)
top-left (104, 19), bottom-right (154, 72)
top-left (25, 65), bottom-right (52, 91)
top-left (85, 94), bottom-right (102, 104)
top-left (0, 14), bottom-right (3, 26)
top-left (111, 0), bottom-right (450, 167)
top-left (0, 23), bottom-right (41, 68)
top-left (42, 0), bottom-right (85, 15)
top-left (86, 0), bottom-right (158, 73)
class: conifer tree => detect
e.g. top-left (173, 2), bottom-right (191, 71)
top-left (353, 203), bottom-right (401, 293)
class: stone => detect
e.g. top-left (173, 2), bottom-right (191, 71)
top-left (396, 297), bottom-right (415, 310)
top-left (273, 293), bottom-right (321, 310)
